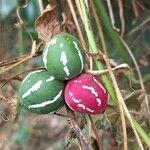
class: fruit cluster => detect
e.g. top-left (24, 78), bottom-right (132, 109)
top-left (19, 33), bottom-right (108, 115)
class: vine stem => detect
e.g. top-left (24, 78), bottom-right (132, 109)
top-left (67, 0), bottom-right (91, 68)
top-left (132, 0), bottom-right (139, 18)
top-left (18, 25), bottom-right (24, 74)
top-left (88, 115), bottom-right (102, 150)
top-left (76, 0), bottom-right (117, 105)
top-left (117, 0), bottom-right (125, 37)
top-left (90, 1), bottom-right (145, 149)
top-left (66, 107), bottom-right (93, 150)
top-left (67, 1), bottom-right (101, 149)
top-left (94, 0), bottom-right (147, 150)
top-left (0, 55), bottom-right (33, 75)
top-left (78, 0), bottom-right (145, 149)
top-left (94, 0), bottom-right (150, 148)
top-left (77, 1), bottom-right (97, 53)
top-left (67, 108), bottom-right (83, 150)
top-left (86, 63), bottom-right (130, 75)
top-left (127, 16), bottom-right (150, 36)
top-left (89, 1), bottom-right (127, 150)
top-left (67, 0), bottom-right (87, 52)
top-left (106, 0), bottom-right (120, 32)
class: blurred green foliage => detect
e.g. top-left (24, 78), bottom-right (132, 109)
top-left (1, 0), bottom-right (17, 20)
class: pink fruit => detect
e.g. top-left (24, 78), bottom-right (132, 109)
top-left (65, 73), bottom-right (108, 114)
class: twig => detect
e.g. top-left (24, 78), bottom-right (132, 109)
top-left (106, 0), bottom-right (120, 32)
top-left (65, 115), bottom-right (86, 149)
top-left (0, 47), bottom-right (42, 75)
top-left (0, 55), bottom-right (33, 75)
top-left (135, 1), bottom-right (149, 12)
top-left (75, 0), bottom-right (84, 22)
top-left (53, 112), bottom-right (69, 118)
top-left (0, 54), bottom-right (30, 67)
top-left (117, 0), bottom-right (125, 37)
top-left (87, 116), bottom-right (92, 138)
top-left (125, 89), bottom-right (144, 101)
top-left (0, 39), bottom-right (42, 68)
top-left (17, 17), bottom-right (24, 74)
top-left (127, 16), bottom-right (150, 36)
top-left (88, 115), bottom-right (102, 150)
top-left (86, 63), bottom-right (131, 75)
top-left (66, 108), bottom-right (93, 150)
top-left (132, 0), bottom-right (139, 18)
top-left (66, 0), bottom-right (87, 52)
top-left (16, 5), bottom-right (33, 42)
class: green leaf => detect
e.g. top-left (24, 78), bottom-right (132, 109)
top-left (22, 0), bottom-right (40, 27)
top-left (94, 0), bottom-right (130, 63)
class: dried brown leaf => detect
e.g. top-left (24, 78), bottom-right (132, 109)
top-left (35, 6), bottom-right (63, 43)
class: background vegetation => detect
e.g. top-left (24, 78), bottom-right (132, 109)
top-left (0, 0), bottom-right (150, 149)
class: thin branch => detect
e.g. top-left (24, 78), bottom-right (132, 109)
top-left (0, 55), bottom-right (33, 75)
top-left (65, 115), bottom-right (86, 149)
top-left (117, 0), bottom-right (125, 37)
top-left (125, 89), bottom-right (143, 101)
top-left (16, 6), bottom-right (33, 42)
top-left (132, 0), bottom-right (139, 18)
top-left (0, 42), bottom-right (42, 75)
top-left (0, 54), bottom-right (30, 67)
top-left (135, 1), bottom-right (149, 13)
top-left (86, 63), bottom-right (131, 75)
top-left (67, 108), bottom-right (93, 150)
top-left (66, 0), bottom-right (87, 52)
top-left (106, 0), bottom-right (120, 32)
top-left (0, 51), bottom-right (42, 75)
top-left (127, 16), bottom-right (150, 36)
top-left (53, 112), bottom-right (69, 118)
top-left (75, 0), bottom-right (84, 22)
top-left (78, 0), bottom-right (97, 53)
top-left (88, 115), bottom-right (102, 150)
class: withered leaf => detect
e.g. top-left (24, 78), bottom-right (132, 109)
top-left (35, 6), bottom-right (63, 43)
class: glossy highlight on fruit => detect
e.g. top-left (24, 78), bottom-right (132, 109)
top-left (65, 73), bottom-right (108, 114)
top-left (42, 33), bottom-right (86, 80)
top-left (19, 70), bottom-right (65, 114)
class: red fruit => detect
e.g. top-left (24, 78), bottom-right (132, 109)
top-left (65, 73), bottom-right (108, 114)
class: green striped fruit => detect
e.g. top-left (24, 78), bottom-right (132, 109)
top-left (42, 33), bottom-right (86, 80)
top-left (19, 70), bottom-right (65, 114)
